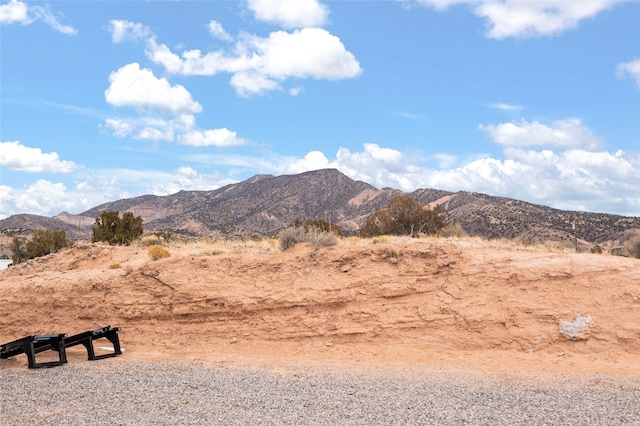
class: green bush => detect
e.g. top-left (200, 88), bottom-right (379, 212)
top-left (91, 210), bottom-right (143, 246)
top-left (11, 230), bottom-right (71, 264)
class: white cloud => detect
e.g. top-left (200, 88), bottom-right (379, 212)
top-left (2, 143), bottom-right (639, 219)
top-left (105, 63), bottom-right (202, 114)
top-left (0, 165), bottom-right (242, 219)
top-left (248, 0), bottom-right (329, 28)
top-left (179, 128), bottom-right (248, 147)
top-left (289, 86), bottom-right (303, 96)
top-left (269, 143), bottom-right (639, 215)
top-left (208, 20), bottom-right (233, 41)
top-left (0, 180), bottom-right (86, 218)
top-left (283, 150), bottom-right (331, 173)
top-left (410, 0), bottom-right (624, 39)
top-left (105, 116), bottom-right (178, 141)
top-left (616, 57), bottom-right (640, 89)
top-left (146, 27), bottom-right (362, 96)
top-left (31, 3), bottom-right (76, 35)
top-left (235, 28), bottom-right (362, 86)
top-left (0, 0), bottom-right (29, 24)
top-left (102, 62), bottom-right (250, 147)
top-left (105, 113), bottom-right (249, 147)
top-left (0, 141), bottom-right (78, 172)
top-left (0, 0), bottom-right (76, 35)
top-left (479, 118), bottom-right (601, 150)
top-left (487, 103), bottom-right (523, 111)
top-left (390, 110), bottom-right (429, 120)
top-left (109, 20), bottom-right (151, 43)
top-left (114, 16), bottom-right (360, 97)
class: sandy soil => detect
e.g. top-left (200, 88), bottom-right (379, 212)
top-left (1, 238), bottom-right (639, 376)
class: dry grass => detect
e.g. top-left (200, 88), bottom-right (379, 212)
top-left (148, 245), bottom-right (171, 260)
top-left (166, 236), bottom-right (279, 257)
top-left (139, 232), bottom-right (623, 257)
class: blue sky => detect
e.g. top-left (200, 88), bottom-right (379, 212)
top-left (1, 0), bottom-right (639, 219)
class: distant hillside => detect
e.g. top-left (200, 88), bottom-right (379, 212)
top-left (1, 169), bottom-right (638, 255)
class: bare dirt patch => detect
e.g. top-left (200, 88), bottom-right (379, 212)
top-left (1, 239), bottom-right (639, 376)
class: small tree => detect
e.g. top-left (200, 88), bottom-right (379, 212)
top-left (10, 237), bottom-right (28, 265)
top-left (27, 229), bottom-right (70, 258)
top-left (11, 230), bottom-right (70, 264)
top-left (360, 195), bottom-right (448, 238)
top-left (91, 210), bottom-right (143, 245)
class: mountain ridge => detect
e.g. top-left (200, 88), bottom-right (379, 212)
top-left (1, 169), bottom-right (638, 252)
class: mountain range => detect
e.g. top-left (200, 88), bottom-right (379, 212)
top-left (1, 169), bottom-right (638, 253)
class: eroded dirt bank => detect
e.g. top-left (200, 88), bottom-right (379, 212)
top-left (1, 240), bottom-right (639, 375)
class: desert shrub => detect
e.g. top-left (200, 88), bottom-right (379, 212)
top-left (372, 236), bottom-right (390, 245)
top-left (344, 236), bottom-right (361, 245)
top-left (91, 210), bottom-right (143, 246)
top-left (278, 227), bottom-right (308, 250)
top-left (590, 245), bottom-right (603, 254)
top-left (109, 263), bottom-right (121, 269)
top-left (628, 238), bottom-right (640, 259)
top-left (141, 235), bottom-right (163, 246)
top-left (291, 218), bottom-right (342, 237)
top-left (360, 195), bottom-right (448, 238)
top-left (437, 220), bottom-right (468, 238)
top-left (10, 237), bottom-right (28, 265)
top-left (278, 226), bottom-right (338, 250)
top-left (308, 227), bottom-right (339, 247)
top-left (148, 245), bottom-right (171, 260)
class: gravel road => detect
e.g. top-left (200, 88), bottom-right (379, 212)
top-left (1, 360), bottom-right (639, 425)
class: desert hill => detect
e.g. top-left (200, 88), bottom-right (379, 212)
top-left (1, 238), bottom-right (639, 374)
top-left (1, 169), bottom-right (639, 255)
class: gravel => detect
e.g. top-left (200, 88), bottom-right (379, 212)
top-left (1, 360), bottom-right (639, 425)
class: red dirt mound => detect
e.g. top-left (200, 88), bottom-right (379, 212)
top-left (1, 240), bottom-right (639, 375)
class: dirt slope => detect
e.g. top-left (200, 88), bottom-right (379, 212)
top-left (1, 240), bottom-right (639, 375)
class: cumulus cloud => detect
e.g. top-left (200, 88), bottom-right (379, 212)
top-left (179, 128), bottom-right (248, 147)
top-left (265, 142), bottom-right (639, 215)
top-left (247, 0), bottom-right (329, 28)
top-left (103, 62), bottom-right (250, 147)
top-left (105, 63), bottom-right (202, 114)
top-left (410, 0), bottom-right (624, 39)
top-left (0, 180), bottom-right (85, 218)
top-left (109, 19), bottom-right (151, 43)
top-left (0, 0), bottom-right (76, 35)
top-left (479, 118), bottom-right (601, 150)
top-left (105, 113), bottom-right (249, 147)
top-left (113, 16), bottom-right (360, 97)
top-left (0, 141), bottom-right (78, 172)
top-left (283, 150), bottom-right (331, 173)
top-left (0, 0), bottom-right (29, 24)
top-left (3, 143), bottom-right (639, 218)
top-left (145, 27), bottom-right (361, 96)
top-left (0, 165), bottom-right (241, 219)
top-left (616, 57), bottom-right (640, 89)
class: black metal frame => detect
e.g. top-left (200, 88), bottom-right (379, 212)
top-left (64, 326), bottom-right (122, 360)
top-left (0, 334), bottom-right (67, 368)
top-left (1, 326), bottom-right (122, 368)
